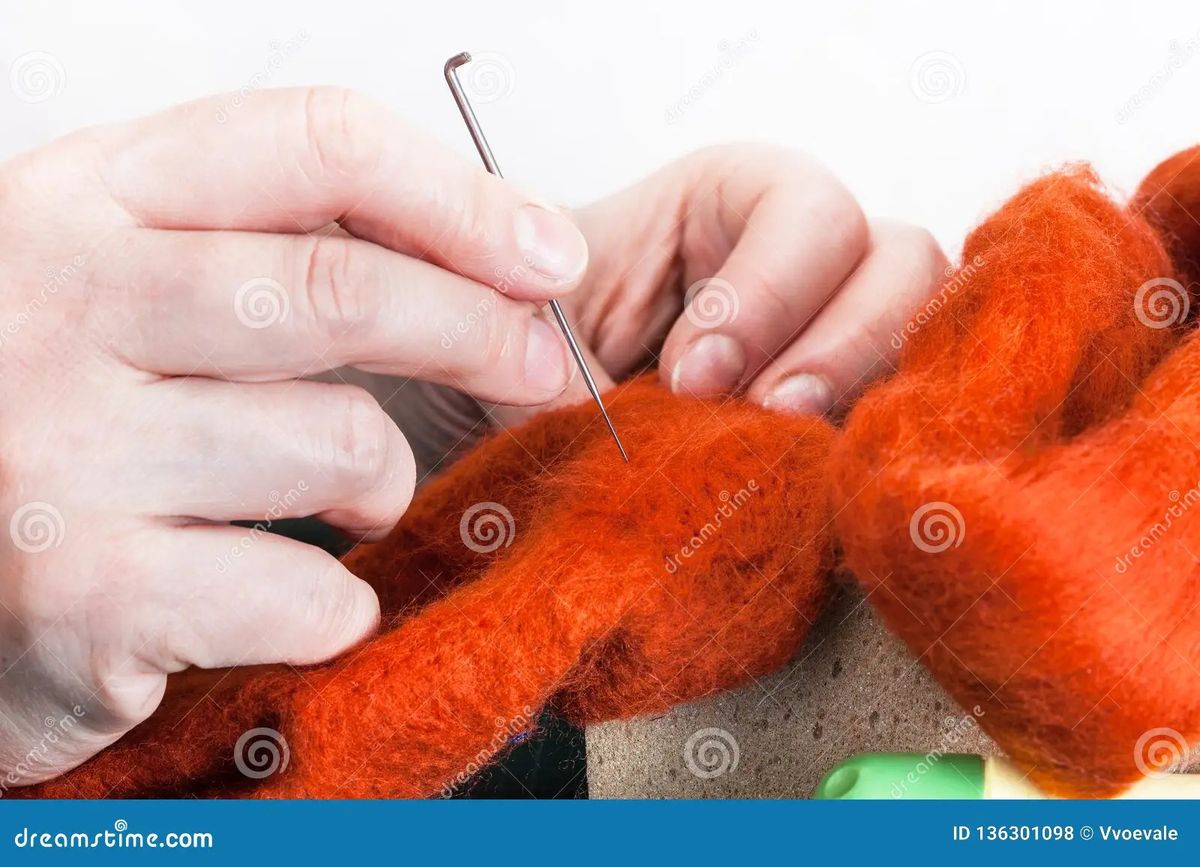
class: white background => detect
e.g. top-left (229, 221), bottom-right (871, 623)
top-left (1, 0), bottom-right (1197, 255)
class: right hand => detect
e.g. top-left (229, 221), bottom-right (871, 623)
top-left (0, 87), bottom-right (587, 786)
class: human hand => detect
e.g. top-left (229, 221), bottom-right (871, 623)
top-left (0, 87), bottom-right (588, 785)
top-left (398, 144), bottom-right (947, 457)
top-left (554, 144), bottom-right (950, 411)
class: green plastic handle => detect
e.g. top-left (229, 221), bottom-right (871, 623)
top-left (813, 752), bottom-right (985, 800)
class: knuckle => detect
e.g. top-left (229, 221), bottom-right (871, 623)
top-left (88, 669), bottom-right (166, 728)
top-left (457, 296), bottom-right (519, 380)
top-left (301, 570), bottom-right (375, 660)
top-left (477, 308), bottom-right (510, 370)
top-left (323, 386), bottom-right (393, 488)
top-left (380, 436), bottom-right (417, 524)
top-left (685, 141), bottom-right (781, 172)
top-left (0, 157), bottom-right (51, 228)
top-left (0, 163), bottom-right (30, 217)
top-left (439, 179), bottom-right (494, 254)
top-left (1, 536), bottom-right (166, 729)
top-left (815, 182), bottom-right (869, 253)
top-left (11, 580), bottom-right (74, 641)
top-left (879, 222), bottom-right (948, 287)
top-left (2, 130), bottom-right (112, 226)
top-left (5, 546), bottom-right (85, 634)
top-left (302, 236), bottom-right (381, 339)
top-left (300, 86), bottom-right (383, 183)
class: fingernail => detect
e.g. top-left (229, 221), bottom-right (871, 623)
top-left (514, 204), bottom-right (589, 284)
top-left (671, 334), bottom-right (746, 397)
top-left (525, 316), bottom-right (570, 393)
top-left (762, 373), bottom-right (835, 416)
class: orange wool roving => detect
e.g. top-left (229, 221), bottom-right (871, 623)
top-left (23, 147), bottom-right (1200, 801)
top-left (831, 153), bottom-right (1200, 797)
top-left (25, 376), bottom-right (835, 799)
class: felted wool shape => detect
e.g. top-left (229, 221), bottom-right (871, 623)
top-left (24, 376), bottom-right (834, 799)
top-left (831, 152), bottom-right (1200, 797)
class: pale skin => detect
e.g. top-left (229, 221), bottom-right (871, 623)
top-left (0, 87), bottom-right (947, 783)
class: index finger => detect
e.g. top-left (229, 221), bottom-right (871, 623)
top-left (661, 147), bottom-right (869, 397)
top-left (95, 87), bottom-right (588, 301)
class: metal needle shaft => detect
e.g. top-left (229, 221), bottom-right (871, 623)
top-left (444, 52), bottom-right (629, 462)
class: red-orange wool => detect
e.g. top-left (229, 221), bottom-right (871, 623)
top-left (23, 377), bottom-right (835, 798)
top-left (23, 146), bottom-right (1200, 801)
top-left (831, 152), bottom-right (1200, 797)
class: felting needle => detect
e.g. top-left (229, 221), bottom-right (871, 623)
top-left (443, 52), bottom-right (629, 463)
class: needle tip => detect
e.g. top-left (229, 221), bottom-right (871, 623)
top-left (599, 414), bottom-right (629, 462)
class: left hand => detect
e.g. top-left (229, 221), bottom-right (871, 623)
top-left (389, 144), bottom-right (949, 469)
